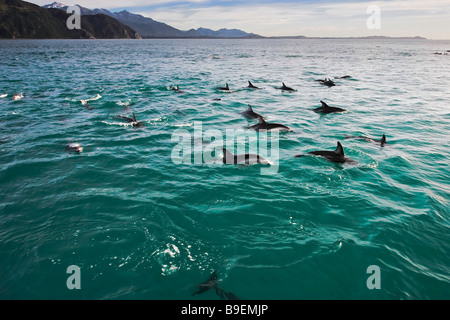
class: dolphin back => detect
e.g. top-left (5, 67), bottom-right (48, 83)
top-left (192, 271), bottom-right (219, 296)
top-left (222, 148), bottom-right (236, 164)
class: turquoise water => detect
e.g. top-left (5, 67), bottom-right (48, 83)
top-left (0, 39), bottom-right (449, 300)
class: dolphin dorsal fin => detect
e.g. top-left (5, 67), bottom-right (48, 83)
top-left (282, 82), bottom-right (287, 88)
top-left (335, 142), bottom-right (345, 156)
top-left (257, 115), bottom-right (266, 124)
top-left (132, 112), bottom-right (137, 122)
top-left (320, 101), bottom-right (329, 108)
top-left (380, 134), bottom-right (386, 144)
top-left (225, 83), bottom-right (229, 90)
top-left (247, 104), bottom-right (253, 111)
top-left (248, 81), bottom-right (253, 86)
top-left (222, 148), bottom-right (235, 163)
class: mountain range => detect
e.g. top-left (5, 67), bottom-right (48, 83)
top-left (0, 0), bottom-right (141, 39)
top-left (42, 1), bottom-right (261, 39)
top-left (0, 1), bottom-right (427, 40)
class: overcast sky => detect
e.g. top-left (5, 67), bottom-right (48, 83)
top-left (28, 0), bottom-right (450, 39)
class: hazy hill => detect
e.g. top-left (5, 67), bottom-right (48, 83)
top-left (43, 1), bottom-right (261, 38)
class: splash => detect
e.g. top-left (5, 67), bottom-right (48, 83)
top-left (80, 94), bottom-right (102, 105)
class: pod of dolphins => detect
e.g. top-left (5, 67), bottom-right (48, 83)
top-left (214, 78), bottom-right (386, 165)
top-left (56, 77), bottom-right (390, 300)
top-left (189, 77), bottom-right (388, 299)
top-left (64, 77), bottom-right (387, 166)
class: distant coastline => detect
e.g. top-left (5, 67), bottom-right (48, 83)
top-left (263, 36), bottom-right (427, 40)
top-left (137, 35), bottom-right (429, 40)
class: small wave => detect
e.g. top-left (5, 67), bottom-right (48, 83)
top-left (0, 94), bottom-right (7, 98)
top-left (172, 123), bottom-right (193, 128)
top-left (397, 52), bottom-right (414, 57)
top-left (303, 71), bottom-right (322, 76)
top-left (116, 99), bottom-right (132, 107)
top-left (148, 116), bottom-right (168, 125)
top-left (101, 120), bottom-right (134, 127)
top-left (344, 148), bottom-right (379, 169)
top-left (13, 93), bottom-right (24, 101)
top-left (81, 94), bottom-right (102, 105)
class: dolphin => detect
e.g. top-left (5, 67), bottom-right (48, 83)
top-left (315, 78), bottom-right (336, 87)
top-left (222, 148), bottom-right (271, 165)
top-left (65, 143), bottom-right (83, 153)
top-left (247, 81), bottom-right (261, 89)
top-left (13, 93), bottom-right (23, 101)
top-left (192, 270), bottom-right (218, 296)
top-left (313, 101), bottom-right (347, 114)
top-left (248, 115), bottom-right (291, 132)
top-left (295, 141), bottom-right (356, 164)
top-left (345, 134), bottom-right (387, 146)
top-left (335, 75), bottom-right (351, 79)
top-left (240, 105), bottom-right (265, 120)
top-left (192, 270), bottom-right (240, 300)
top-left (277, 82), bottom-right (295, 91)
top-left (216, 83), bottom-right (230, 91)
top-left (215, 287), bottom-right (240, 300)
top-left (170, 85), bottom-right (185, 93)
top-left (118, 112), bottom-right (145, 128)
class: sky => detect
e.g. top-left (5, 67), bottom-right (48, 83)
top-left (28, 0), bottom-right (450, 39)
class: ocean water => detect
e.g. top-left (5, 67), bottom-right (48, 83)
top-left (0, 39), bottom-right (449, 300)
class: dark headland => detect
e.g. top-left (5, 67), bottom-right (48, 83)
top-left (0, 0), bottom-right (141, 39)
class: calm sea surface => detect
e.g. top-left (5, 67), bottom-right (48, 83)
top-left (0, 39), bottom-right (449, 299)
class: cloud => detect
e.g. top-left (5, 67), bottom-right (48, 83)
top-left (27, 0), bottom-right (450, 39)
top-left (138, 0), bottom-right (450, 38)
